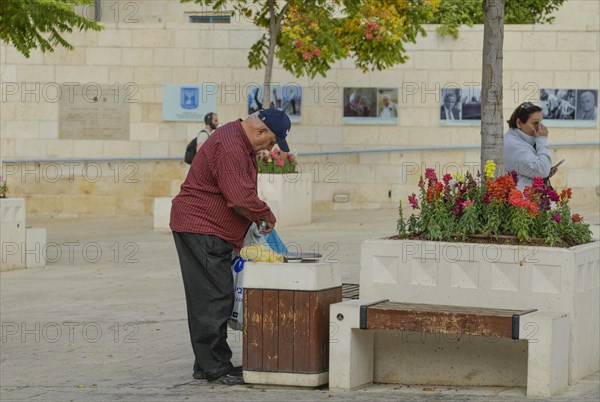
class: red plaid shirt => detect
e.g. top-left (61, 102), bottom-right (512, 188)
top-left (170, 119), bottom-right (276, 249)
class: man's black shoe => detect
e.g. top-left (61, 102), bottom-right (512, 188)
top-left (209, 373), bottom-right (244, 385)
top-left (194, 366), bottom-right (242, 380)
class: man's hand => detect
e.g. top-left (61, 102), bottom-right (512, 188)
top-left (258, 220), bottom-right (275, 234)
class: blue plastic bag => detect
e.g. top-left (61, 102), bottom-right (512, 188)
top-left (228, 256), bottom-right (245, 331)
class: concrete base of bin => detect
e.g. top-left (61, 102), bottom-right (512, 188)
top-left (243, 370), bottom-right (328, 387)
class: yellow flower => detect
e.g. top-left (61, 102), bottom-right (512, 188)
top-left (484, 160), bottom-right (496, 180)
top-left (453, 172), bottom-right (464, 182)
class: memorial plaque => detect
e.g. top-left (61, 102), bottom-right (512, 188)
top-left (59, 84), bottom-right (130, 140)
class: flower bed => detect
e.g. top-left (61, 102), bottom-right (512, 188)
top-left (397, 161), bottom-right (592, 247)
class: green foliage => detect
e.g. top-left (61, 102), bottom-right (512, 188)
top-left (182, 0), bottom-right (439, 78)
top-left (431, 0), bottom-right (567, 38)
top-left (0, 0), bottom-right (102, 58)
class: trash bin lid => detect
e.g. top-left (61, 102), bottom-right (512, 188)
top-left (284, 252), bottom-right (321, 262)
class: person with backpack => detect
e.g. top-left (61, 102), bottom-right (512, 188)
top-left (184, 112), bottom-right (219, 164)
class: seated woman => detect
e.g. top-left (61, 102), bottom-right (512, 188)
top-left (504, 102), bottom-right (556, 190)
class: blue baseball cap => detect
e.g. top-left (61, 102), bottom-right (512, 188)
top-left (258, 109), bottom-right (291, 152)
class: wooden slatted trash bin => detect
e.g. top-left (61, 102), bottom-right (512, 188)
top-left (242, 262), bottom-right (341, 386)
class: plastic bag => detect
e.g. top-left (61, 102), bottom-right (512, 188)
top-left (228, 256), bottom-right (245, 331)
top-left (240, 244), bottom-right (284, 263)
top-left (227, 223), bottom-right (286, 331)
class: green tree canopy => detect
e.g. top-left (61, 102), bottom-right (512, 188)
top-left (432, 0), bottom-right (566, 37)
top-left (182, 0), bottom-right (440, 80)
top-left (0, 0), bottom-right (102, 58)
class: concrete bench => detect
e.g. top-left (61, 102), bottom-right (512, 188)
top-left (329, 299), bottom-right (569, 397)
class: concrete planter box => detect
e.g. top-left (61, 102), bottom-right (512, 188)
top-left (153, 197), bottom-right (173, 231)
top-left (360, 238), bottom-right (599, 386)
top-left (1, 198), bottom-right (26, 271)
top-left (257, 173), bottom-right (312, 228)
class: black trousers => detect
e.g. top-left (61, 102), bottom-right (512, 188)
top-left (172, 232), bottom-right (235, 380)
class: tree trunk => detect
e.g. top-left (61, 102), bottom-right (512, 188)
top-left (480, 0), bottom-right (505, 176)
top-left (262, 0), bottom-right (278, 109)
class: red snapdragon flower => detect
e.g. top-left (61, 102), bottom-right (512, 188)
top-left (408, 193), bottom-right (419, 209)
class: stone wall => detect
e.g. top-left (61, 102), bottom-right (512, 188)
top-left (1, 0), bottom-right (598, 216)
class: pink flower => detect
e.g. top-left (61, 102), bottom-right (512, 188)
top-left (408, 193), bottom-right (419, 209)
top-left (532, 176), bottom-right (544, 189)
top-left (425, 168), bottom-right (437, 181)
top-left (442, 174), bottom-right (452, 185)
top-left (552, 214), bottom-right (561, 223)
top-left (547, 189), bottom-right (559, 203)
top-left (463, 200), bottom-right (475, 208)
top-left (276, 158), bottom-right (285, 167)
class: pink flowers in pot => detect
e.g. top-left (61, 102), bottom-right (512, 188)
top-left (257, 149), bottom-right (297, 174)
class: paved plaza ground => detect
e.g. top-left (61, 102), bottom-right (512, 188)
top-left (1, 206), bottom-right (599, 401)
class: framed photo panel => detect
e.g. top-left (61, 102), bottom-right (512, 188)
top-left (540, 88), bottom-right (597, 128)
top-left (247, 84), bottom-right (302, 123)
top-left (342, 87), bottom-right (397, 125)
top-left (440, 87), bottom-right (481, 126)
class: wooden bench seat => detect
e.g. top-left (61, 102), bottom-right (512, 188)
top-left (329, 299), bottom-right (569, 397)
top-left (360, 300), bottom-right (536, 339)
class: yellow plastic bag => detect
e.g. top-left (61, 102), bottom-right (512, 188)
top-left (240, 244), bottom-right (284, 263)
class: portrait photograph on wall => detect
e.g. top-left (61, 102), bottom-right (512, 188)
top-left (376, 88), bottom-right (399, 124)
top-left (540, 88), bottom-right (598, 128)
top-left (343, 87), bottom-right (396, 125)
top-left (439, 87), bottom-right (481, 126)
top-left (247, 84), bottom-right (302, 123)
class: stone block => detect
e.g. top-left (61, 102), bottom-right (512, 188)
top-left (0, 198), bottom-right (26, 271)
top-left (85, 48), bottom-right (122, 66)
top-left (557, 32), bottom-right (598, 51)
top-left (55, 66), bottom-right (109, 84)
top-left (571, 52), bottom-right (600, 71)
top-left (132, 30), bottom-right (175, 47)
top-left (26, 227), bottom-right (47, 268)
top-left (153, 196), bottom-right (173, 230)
top-left (153, 48), bottom-right (184, 67)
top-left (122, 48), bottom-right (153, 66)
top-left (15, 65), bottom-right (55, 83)
top-left (413, 51), bottom-right (452, 70)
top-left (98, 29), bottom-right (133, 47)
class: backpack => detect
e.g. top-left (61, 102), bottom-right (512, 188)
top-left (184, 129), bottom-right (209, 164)
top-left (184, 138), bottom-right (197, 164)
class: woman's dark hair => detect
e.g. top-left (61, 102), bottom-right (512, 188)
top-left (507, 102), bottom-right (543, 128)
